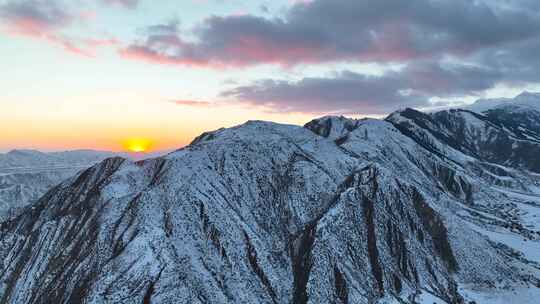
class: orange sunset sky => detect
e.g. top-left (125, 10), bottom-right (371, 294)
top-left (2, 0), bottom-right (539, 152)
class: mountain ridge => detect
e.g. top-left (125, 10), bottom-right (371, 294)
top-left (2, 96), bottom-right (540, 303)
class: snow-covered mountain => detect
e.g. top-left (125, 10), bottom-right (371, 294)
top-left (2, 99), bottom-right (540, 303)
top-left (0, 150), bottom-right (127, 219)
top-left (467, 91), bottom-right (540, 114)
top-left (0, 149), bottom-right (123, 170)
top-left (466, 92), bottom-right (540, 144)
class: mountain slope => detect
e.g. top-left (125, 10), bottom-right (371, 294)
top-left (467, 92), bottom-right (540, 142)
top-left (467, 92), bottom-right (540, 113)
top-left (387, 108), bottom-right (540, 173)
top-left (1, 109), bottom-right (540, 303)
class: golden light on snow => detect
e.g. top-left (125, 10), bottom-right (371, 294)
top-left (122, 138), bottom-right (153, 152)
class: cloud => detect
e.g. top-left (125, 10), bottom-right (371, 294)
top-left (220, 61), bottom-right (505, 114)
top-left (121, 0), bottom-right (540, 67)
top-left (117, 0), bottom-right (540, 114)
top-left (119, 20), bottom-right (228, 67)
top-left (221, 72), bottom-right (422, 114)
top-left (474, 37), bottom-right (540, 85)
top-left (0, 0), bottom-right (119, 57)
top-left (102, 0), bottom-right (139, 9)
top-left (0, 0), bottom-right (72, 35)
top-left (170, 99), bottom-right (213, 107)
top-left (4, 0), bottom-right (537, 115)
top-left (221, 38), bottom-right (540, 115)
top-left (0, 0), bottom-right (91, 56)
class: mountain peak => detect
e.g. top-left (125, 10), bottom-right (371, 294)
top-left (189, 120), bottom-right (299, 147)
top-left (466, 91), bottom-right (540, 113)
top-left (304, 115), bottom-right (361, 139)
top-left (386, 107), bottom-right (429, 122)
top-left (514, 91), bottom-right (540, 108)
top-left (6, 149), bottom-right (45, 156)
top-left (516, 91), bottom-right (540, 99)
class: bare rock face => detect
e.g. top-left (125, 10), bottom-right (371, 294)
top-left (1, 104), bottom-right (540, 303)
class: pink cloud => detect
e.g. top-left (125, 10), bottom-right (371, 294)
top-left (45, 34), bottom-right (95, 57)
top-left (0, 1), bottom-right (118, 57)
top-left (118, 13), bottom-right (426, 69)
top-left (119, 45), bottom-right (228, 69)
top-left (171, 99), bottom-right (214, 107)
top-left (84, 37), bottom-right (119, 48)
top-left (118, 0), bottom-right (540, 70)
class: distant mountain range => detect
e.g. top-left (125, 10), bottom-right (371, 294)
top-left (0, 149), bottom-right (169, 220)
top-left (1, 93), bottom-right (540, 303)
top-left (467, 91), bottom-right (540, 113)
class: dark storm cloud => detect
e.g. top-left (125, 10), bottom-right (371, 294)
top-left (121, 0), bottom-right (540, 67)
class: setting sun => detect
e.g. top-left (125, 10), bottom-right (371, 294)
top-left (122, 138), bottom-right (154, 153)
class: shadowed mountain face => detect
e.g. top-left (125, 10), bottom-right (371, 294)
top-left (2, 100), bottom-right (540, 303)
top-left (387, 108), bottom-right (540, 173)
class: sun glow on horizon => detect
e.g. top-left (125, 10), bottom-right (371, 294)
top-left (122, 138), bottom-right (154, 153)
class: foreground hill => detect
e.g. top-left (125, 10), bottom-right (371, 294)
top-left (1, 94), bottom-right (540, 303)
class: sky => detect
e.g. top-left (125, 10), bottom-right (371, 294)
top-left (1, 0), bottom-right (540, 152)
